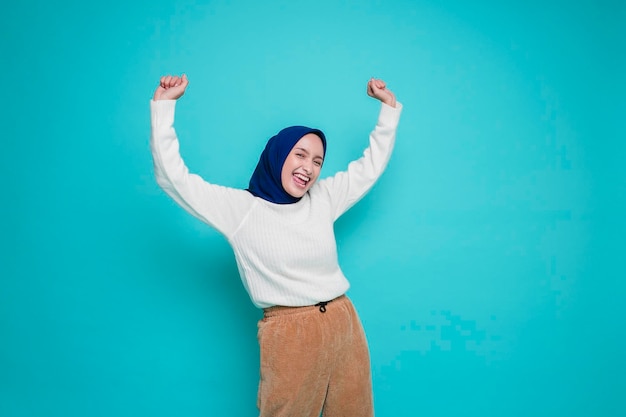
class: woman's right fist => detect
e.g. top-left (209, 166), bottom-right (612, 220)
top-left (153, 74), bottom-right (189, 101)
top-left (367, 78), bottom-right (396, 108)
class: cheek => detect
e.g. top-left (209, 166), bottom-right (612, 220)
top-left (311, 166), bottom-right (322, 181)
top-left (280, 158), bottom-right (296, 185)
top-left (280, 165), bottom-right (290, 185)
top-left (281, 157), bottom-right (293, 176)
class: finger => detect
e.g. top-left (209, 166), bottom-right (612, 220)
top-left (167, 75), bottom-right (179, 88)
top-left (181, 73), bottom-right (189, 87)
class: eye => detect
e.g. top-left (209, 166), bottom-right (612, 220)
top-left (295, 153), bottom-right (305, 158)
top-left (314, 160), bottom-right (322, 167)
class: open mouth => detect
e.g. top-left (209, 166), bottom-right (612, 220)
top-left (293, 173), bottom-right (310, 188)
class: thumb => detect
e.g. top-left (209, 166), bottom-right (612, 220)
top-left (153, 85), bottom-right (166, 100)
top-left (367, 78), bottom-right (376, 97)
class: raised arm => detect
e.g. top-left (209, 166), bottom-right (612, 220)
top-left (316, 78), bottom-right (402, 220)
top-left (150, 74), bottom-right (253, 237)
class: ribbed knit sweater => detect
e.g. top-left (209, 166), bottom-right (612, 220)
top-left (150, 100), bottom-right (402, 308)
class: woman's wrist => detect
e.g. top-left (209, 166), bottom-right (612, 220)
top-left (382, 98), bottom-right (396, 108)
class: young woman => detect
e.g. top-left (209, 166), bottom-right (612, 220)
top-left (150, 74), bottom-right (402, 417)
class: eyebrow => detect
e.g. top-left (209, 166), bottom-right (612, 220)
top-left (295, 147), bottom-right (324, 160)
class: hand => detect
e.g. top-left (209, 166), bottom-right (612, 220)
top-left (367, 78), bottom-right (396, 108)
top-left (153, 74), bottom-right (189, 101)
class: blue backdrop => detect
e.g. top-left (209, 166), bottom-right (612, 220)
top-left (2, 0), bottom-right (624, 416)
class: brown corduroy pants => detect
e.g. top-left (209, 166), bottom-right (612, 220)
top-left (257, 295), bottom-right (374, 417)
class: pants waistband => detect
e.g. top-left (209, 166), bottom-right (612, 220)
top-left (263, 295), bottom-right (347, 317)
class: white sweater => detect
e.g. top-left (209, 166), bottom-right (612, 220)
top-left (150, 100), bottom-right (402, 308)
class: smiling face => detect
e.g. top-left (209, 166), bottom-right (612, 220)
top-left (280, 133), bottom-right (325, 198)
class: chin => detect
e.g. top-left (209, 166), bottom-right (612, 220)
top-left (287, 189), bottom-right (307, 198)
top-left (285, 180), bottom-right (313, 198)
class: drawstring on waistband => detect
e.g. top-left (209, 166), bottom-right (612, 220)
top-left (315, 301), bottom-right (329, 313)
top-left (263, 295), bottom-right (346, 317)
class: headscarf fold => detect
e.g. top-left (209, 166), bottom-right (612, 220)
top-left (247, 126), bottom-right (326, 204)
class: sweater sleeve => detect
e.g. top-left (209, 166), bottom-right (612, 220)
top-left (150, 100), bottom-right (254, 237)
top-left (316, 101), bottom-right (403, 221)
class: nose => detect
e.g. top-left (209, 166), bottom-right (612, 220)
top-left (302, 159), bottom-right (313, 174)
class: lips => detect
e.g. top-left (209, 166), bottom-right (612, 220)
top-left (293, 172), bottom-right (310, 188)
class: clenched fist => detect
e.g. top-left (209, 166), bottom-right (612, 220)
top-left (367, 78), bottom-right (396, 108)
top-left (153, 74), bottom-right (189, 101)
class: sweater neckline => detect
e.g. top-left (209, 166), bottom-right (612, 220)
top-left (255, 192), bottom-right (312, 225)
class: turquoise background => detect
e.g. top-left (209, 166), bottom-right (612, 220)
top-left (2, 0), bottom-right (624, 416)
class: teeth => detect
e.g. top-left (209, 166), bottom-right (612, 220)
top-left (294, 173), bottom-right (309, 182)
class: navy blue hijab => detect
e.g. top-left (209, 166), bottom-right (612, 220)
top-left (247, 125), bottom-right (327, 204)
